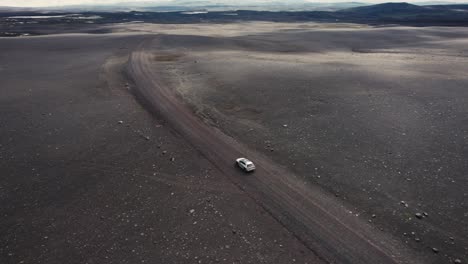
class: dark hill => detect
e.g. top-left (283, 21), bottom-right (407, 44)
top-left (334, 2), bottom-right (468, 24)
top-left (340, 2), bottom-right (433, 15)
top-left (426, 4), bottom-right (468, 10)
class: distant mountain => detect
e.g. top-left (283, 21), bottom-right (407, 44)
top-left (340, 2), bottom-right (432, 15)
top-left (425, 4), bottom-right (468, 10)
top-left (337, 2), bottom-right (468, 24)
top-left (415, 1), bottom-right (457, 5)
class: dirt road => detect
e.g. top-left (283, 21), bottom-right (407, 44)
top-left (127, 38), bottom-right (420, 264)
top-left (1, 33), bottom-right (323, 264)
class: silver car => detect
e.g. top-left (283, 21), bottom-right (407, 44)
top-left (236, 157), bottom-right (256, 172)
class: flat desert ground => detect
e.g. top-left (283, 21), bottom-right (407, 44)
top-left (1, 22), bottom-right (468, 264)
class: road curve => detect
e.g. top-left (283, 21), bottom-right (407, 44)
top-left (127, 38), bottom-right (419, 264)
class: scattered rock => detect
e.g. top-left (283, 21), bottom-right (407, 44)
top-left (162, 151), bottom-right (167, 155)
top-left (189, 209), bottom-right (195, 214)
top-left (139, 134), bottom-right (150, 140)
top-left (371, 214), bottom-right (376, 218)
top-left (415, 213), bottom-right (423, 219)
top-left (415, 237), bottom-right (421, 242)
top-left (400, 201), bottom-right (409, 207)
top-left (282, 124), bottom-right (288, 128)
top-left (454, 259), bottom-right (462, 264)
top-left (117, 120), bottom-right (124, 124)
top-left (432, 247), bottom-right (439, 253)
top-left (170, 157), bottom-right (175, 162)
top-left (423, 212), bottom-right (428, 217)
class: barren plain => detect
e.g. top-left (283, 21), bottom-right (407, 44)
top-left (1, 22), bottom-right (468, 264)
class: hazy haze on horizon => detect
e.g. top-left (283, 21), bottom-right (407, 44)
top-left (1, 0), bottom-right (467, 7)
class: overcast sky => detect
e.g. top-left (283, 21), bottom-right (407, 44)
top-left (1, 0), bottom-right (466, 7)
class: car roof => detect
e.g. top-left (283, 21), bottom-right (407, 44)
top-left (238, 157), bottom-right (252, 163)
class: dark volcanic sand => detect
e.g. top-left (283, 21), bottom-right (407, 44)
top-left (1, 22), bottom-right (468, 264)
top-left (0, 33), bottom-right (320, 264)
top-left (138, 23), bottom-right (468, 263)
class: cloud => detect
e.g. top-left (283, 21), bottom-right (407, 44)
top-left (1, 0), bottom-right (170, 7)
